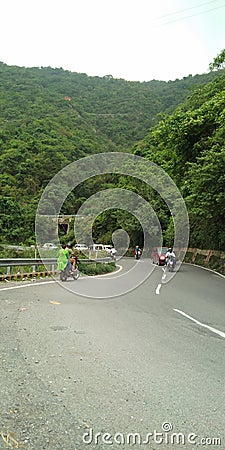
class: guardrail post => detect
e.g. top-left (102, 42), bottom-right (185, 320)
top-left (32, 265), bottom-right (36, 273)
top-left (205, 250), bottom-right (212, 264)
top-left (7, 266), bottom-right (11, 275)
top-left (192, 248), bottom-right (198, 263)
top-left (51, 264), bottom-right (55, 272)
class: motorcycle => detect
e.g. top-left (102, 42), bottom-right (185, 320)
top-left (166, 255), bottom-right (176, 272)
top-left (110, 250), bottom-right (117, 260)
top-left (134, 249), bottom-right (141, 260)
top-left (59, 261), bottom-right (80, 282)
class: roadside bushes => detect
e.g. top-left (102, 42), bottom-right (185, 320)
top-left (207, 255), bottom-right (225, 275)
top-left (79, 261), bottom-right (116, 276)
top-left (184, 252), bottom-right (193, 263)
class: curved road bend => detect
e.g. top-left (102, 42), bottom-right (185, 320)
top-left (0, 259), bottom-right (224, 449)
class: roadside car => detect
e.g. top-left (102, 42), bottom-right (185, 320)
top-left (103, 245), bottom-right (113, 253)
top-left (89, 244), bottom-right (105, 251)
top-left (151, 247), bottom-right (168, 265)
top-left (42, 242), bottom-right (58, 250)
top-left (74, 244), bottom-right (89, 251)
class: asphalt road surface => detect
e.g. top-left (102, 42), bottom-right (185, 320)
top-left (0, 259), bottom-right (224, 450)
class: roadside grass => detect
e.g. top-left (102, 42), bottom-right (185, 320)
top-left (79, 261), bottom-right (116, 276)
top-left (184, 252), bottom-right (193, 263)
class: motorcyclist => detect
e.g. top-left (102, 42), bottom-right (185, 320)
top-left (57, 244), bottom-right (70, 271)
top-left (110, 247), bottom-right (117, 259)
top-left (66, 243), bottom-right (73, 271)
top-left (70, 252), bottom-right (78, 270)
top-left (57, 244), bottom-right (80, 281)
top-left (165, 248), bottom-right (176, 266)
top-left (134, 245), bottom-right (141, 259)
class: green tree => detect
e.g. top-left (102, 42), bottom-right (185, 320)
top-left (209, 49), bottom-right (225, 71)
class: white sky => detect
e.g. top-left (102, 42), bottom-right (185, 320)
top-left (0, 0), bottom-right (224, 81)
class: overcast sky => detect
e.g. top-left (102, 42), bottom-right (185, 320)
top-left (1, 0), bottom-right (224, 81)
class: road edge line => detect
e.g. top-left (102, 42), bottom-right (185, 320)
top-left (174, 308), bottom-right (225, 339)
top-left (184, 262), bottom-right (225, 279)
top-left (0, 280), bottom-right (56, 291)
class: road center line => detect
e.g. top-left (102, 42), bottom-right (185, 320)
top-left (161, 267), bottom-right (166, 281)
top-left (156, 283), bottom-right (162, 295)
top-left (174, 308), bottom-right (225, 340)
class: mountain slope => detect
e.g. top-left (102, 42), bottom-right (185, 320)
top-left (0, 61), bottom-right (224, 244)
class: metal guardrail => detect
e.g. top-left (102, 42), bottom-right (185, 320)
top-left (185, 248), bottom-right (225, 264)
top-left (0, 257), bottom-right (112, 275)
top-left (0, 258), bottom-right (57, 267)
top-left (0, 258), bottom-right (58, 276)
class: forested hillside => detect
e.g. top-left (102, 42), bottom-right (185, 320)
top-left (134, 71), bottom-right (225, 250)
top-left (0, 61), bottom-right (224, 248)
top-left (0, 61), bottom-right (221, 149)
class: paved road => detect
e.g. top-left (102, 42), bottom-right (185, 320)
top-left (0, 260), bottom-right (224, 449)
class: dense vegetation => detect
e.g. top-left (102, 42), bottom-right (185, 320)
top-left (0, 58), bottom-right (224, 251)
top-left (134, 71), bottom-right (225, 250)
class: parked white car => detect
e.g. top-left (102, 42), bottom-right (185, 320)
top-left (42, 242), bottom-right (58, 250)
top-left (89, 244), bottom-right (104, 251)
top-left (74, 244), bottom-right (89, 251)
top-left (103, 245), bottom-right (113, 253)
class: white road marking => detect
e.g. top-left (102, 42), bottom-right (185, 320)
top-left (174, 308), bottom-right (225, 340)
top-left (156, 283), bottom-right (162, 295)
top-left (92, 264), bottom-right (123, 279)
top-left (184, 262), bottom-right (225, 279)
top-left (161, 266), bottom-right (167, 280)
top-left (0, 266), bottom-right (123, 291)
top-left (0, 280), bottom-right (56, 291)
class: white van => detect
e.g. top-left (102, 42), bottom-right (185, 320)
top-left (103, 245), bottom-right (113, 253)
top-left (89, 244), bottom-right (104, 251)
top-left (74, 243), bottom-right (88, 251)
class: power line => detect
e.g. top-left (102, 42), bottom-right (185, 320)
top-left (157, 0), bottom-right (223, 18)
top-left (161, 3), bottom-right (225, 25)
